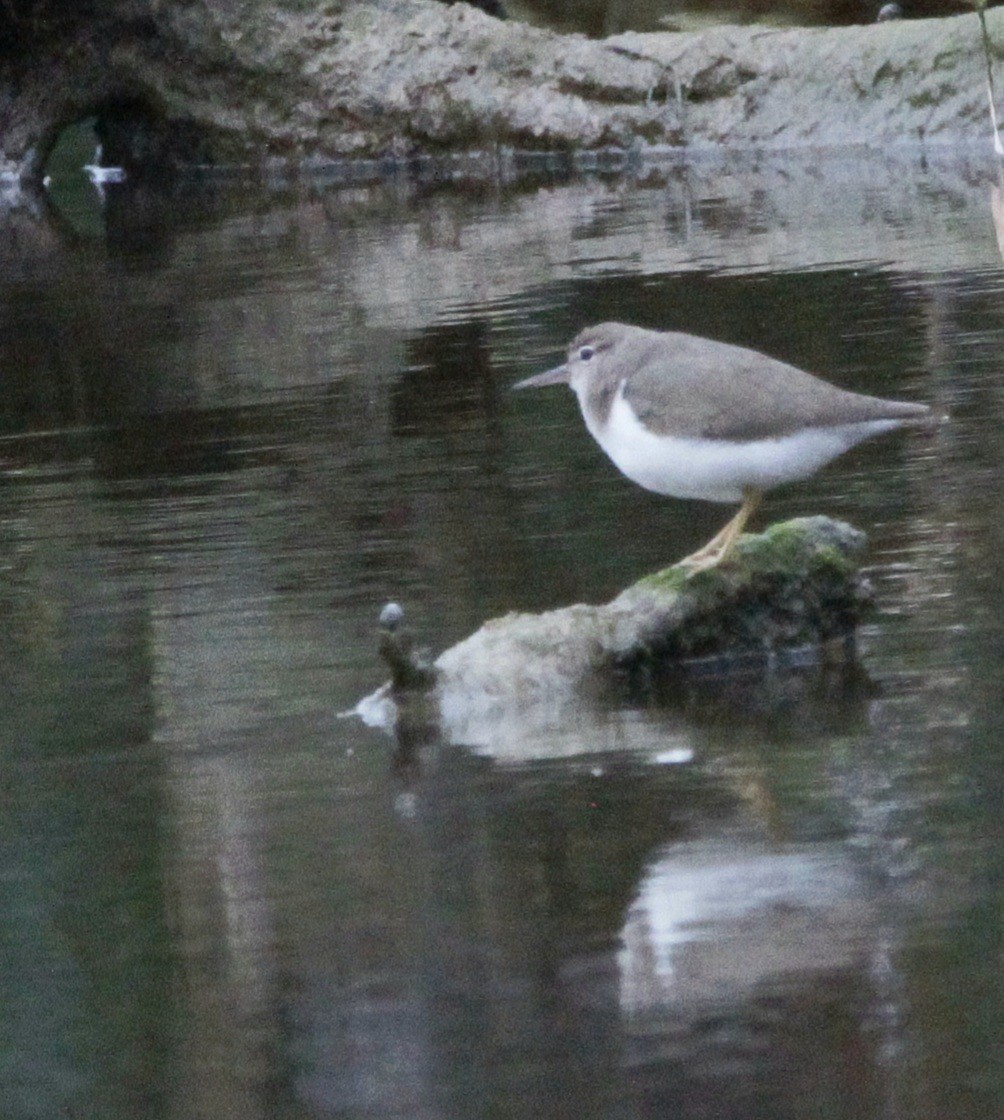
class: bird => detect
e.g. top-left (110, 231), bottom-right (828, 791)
top-left (513, 322), bottom-right (933, 572)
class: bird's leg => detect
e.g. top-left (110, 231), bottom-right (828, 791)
top-left (711, 488), bottom-right (762, 564)
top-left (676, 489), bottom-right (763, 573)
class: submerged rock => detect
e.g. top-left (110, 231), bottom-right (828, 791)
top-left (361, 516), bottom-right (872, 757)
top-left (438, 516), bottom-right (868, 696)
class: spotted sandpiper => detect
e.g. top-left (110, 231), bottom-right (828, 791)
top-left (513, 322), bottom-right (933, 572)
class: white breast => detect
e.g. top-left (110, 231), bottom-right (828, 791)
top-left (578, 382), bottom-right (902, 504)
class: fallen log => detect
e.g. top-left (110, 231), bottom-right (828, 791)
top-left (1, 1), bottom-right (1002, 186)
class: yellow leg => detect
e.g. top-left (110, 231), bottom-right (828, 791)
top-left (677, 489), bottom-right (763, 573)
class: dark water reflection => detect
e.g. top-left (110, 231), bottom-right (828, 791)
top-left (2, 151), bottom-right (1003, 1119)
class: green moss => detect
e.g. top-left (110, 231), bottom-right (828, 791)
top-left (736, 528), bottom-right (808, 571)
top-left (634, 564), bottom-right (691, 594)
top-left (736, 521), bottom-right (857, 576)
top-left (634, 519), bottom-right (855, 596)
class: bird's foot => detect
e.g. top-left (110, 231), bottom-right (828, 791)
top-left (674, 520), bottom-right (742, 574)
top-left (675, 541), bottom-right (736, 574)
top-left (674, 490), bottom-right (763, 576)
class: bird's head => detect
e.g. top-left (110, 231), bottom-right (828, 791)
top-left (512, 322), bottom-right (637, 395)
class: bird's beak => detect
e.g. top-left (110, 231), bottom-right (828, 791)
top-left (512, 363), bottom-right (570, 390)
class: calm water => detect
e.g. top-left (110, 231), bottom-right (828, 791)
top-left (2, 149), bottom-right (1003, 1120)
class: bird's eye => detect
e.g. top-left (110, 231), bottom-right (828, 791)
top-left (579, 345), bottom-right (595, 361)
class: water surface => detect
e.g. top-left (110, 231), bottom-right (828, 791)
top-left (2, 150), bottom-right (1003, 1119)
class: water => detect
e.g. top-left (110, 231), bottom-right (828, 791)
top-left (2, 149), bottom-right (1003, 1119)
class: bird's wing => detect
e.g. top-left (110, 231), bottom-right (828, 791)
top-left (624, 333), bottom-right (928, 441)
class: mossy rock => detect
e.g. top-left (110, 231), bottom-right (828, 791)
top-left (608, 516), bottom-right (871, 670)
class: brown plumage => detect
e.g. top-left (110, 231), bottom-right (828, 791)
top-left (514, 322), bottom-right (935, 571)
